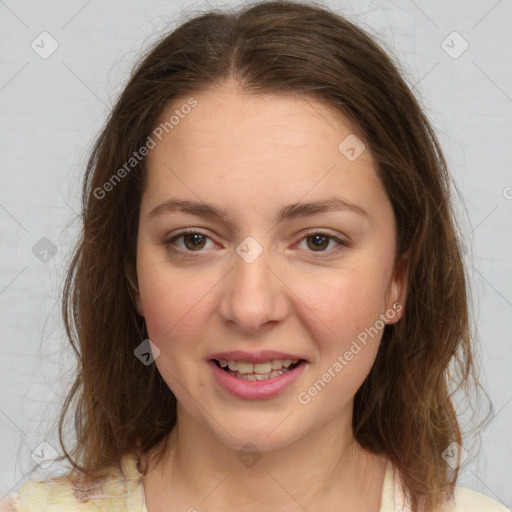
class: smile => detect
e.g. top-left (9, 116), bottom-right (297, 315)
top-left (209, 354), bottom-right (307, 400)
top-left (214, 359), bottom-right (301, 381)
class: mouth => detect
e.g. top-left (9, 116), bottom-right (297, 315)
top-left (212, 358), bottom-right (303, 381)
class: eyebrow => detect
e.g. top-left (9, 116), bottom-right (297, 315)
top-left (148, 197), bottom-right (369, 224)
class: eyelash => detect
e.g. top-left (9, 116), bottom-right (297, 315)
top-left (163, 228), bottom-right (349, 257)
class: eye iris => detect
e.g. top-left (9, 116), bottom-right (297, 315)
top-left (179, 234), bottom-right (333, 252)
top-left (184, 233), bottom-right (206, 250)
top-left (307, 234), bottom-right (329, 251)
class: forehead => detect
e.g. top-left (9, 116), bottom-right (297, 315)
top-left (152, 83), bottom-right (363, 160)
top-left (142, 82), bottom-right (389, 223)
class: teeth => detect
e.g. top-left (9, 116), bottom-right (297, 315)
top-left (230, 370), bottom-right (286, 381)
top-left (217, 358), bottom-right (300, 379)
top-left (271, 359), bottom-right (283, 370)
top-left (236, 361), bottom-right (253, 374)
top-left (254, 362), bottom-right (272, 374)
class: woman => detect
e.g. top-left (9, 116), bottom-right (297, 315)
top-left (1, 1), bottom-right (507, 511)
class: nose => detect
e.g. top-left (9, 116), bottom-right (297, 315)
top-left (218, 245), bottom-right (289, 334)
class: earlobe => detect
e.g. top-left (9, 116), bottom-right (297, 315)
top-left (386, 301), bottom-right (404, 325)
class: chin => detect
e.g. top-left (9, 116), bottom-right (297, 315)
top-left (207, 414), bottom-right (308, 453)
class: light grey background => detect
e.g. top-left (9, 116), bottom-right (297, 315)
top-left (1, 0), bottom-right (511, 507)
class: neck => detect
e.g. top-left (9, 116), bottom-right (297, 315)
top-left (142, 403), bottom-right (386, 511)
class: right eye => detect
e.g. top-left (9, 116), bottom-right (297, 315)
top-left (164, 229), bottom-right (217, 252)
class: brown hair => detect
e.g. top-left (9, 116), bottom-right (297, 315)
top-left (60, 1), bottom-right (485, 510)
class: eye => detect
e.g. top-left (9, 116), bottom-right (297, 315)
top-left (164, 229), bottom-right (216, 252)
top-left (297, 231), bottom-right (346, 254)
top-left (163, 229), bottom-right (348, 256)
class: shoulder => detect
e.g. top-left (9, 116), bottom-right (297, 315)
top-left (389, 461), bottom-right (509, 512)
top-left (0, 455), bottom-right (144, 512)
top-left (448, 485), bottom-right (509, 511)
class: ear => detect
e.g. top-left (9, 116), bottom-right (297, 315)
top-left (386, 252), bottom-right (409, 324)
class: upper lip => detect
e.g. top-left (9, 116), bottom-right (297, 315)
top-left (209, 350), bottom-right (306, 364)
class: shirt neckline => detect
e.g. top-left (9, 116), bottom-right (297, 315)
top-left (133, 456), bottom-right (400, 512)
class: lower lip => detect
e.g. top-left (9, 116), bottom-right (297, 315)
top-left (209, 360), bottom-right (307, 400)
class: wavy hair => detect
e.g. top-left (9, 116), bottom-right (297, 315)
top-left (60, 2), bottom-right (485, 510)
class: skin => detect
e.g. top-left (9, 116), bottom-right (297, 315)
top-left (135, 79), bottom-right (406, 511)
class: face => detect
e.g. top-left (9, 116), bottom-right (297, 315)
top-left (135, 81), bottom-right (405, 452)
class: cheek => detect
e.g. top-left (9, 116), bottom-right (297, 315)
top-left (141, 291), bottom-right (199, 353)
top-left (136, 255), bottom-right (182, 348)
top-left (295, 270), bottom-right (389, 405)
top-left (136, 260), bottom-right (217, 353)
top-left (296, 265), bottom-right (391, 343)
